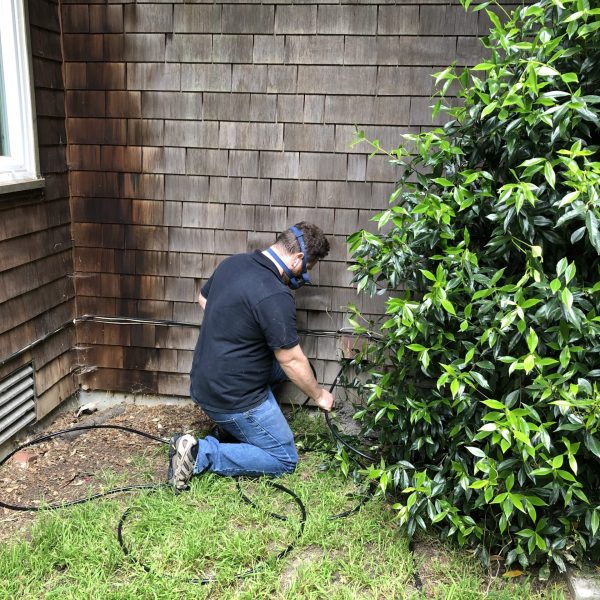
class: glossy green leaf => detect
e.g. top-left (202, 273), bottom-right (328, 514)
top-left (346, 0), bottom-right (600, 574)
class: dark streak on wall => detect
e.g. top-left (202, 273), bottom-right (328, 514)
top-left (1, 0), bottom-right (504, 406)
top-left (0, 0), bottom-right (76, 420)
top-left (61, 0), bottom-right (502, 397)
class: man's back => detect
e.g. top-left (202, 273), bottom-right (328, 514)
top-left (190, 251), bottom-right (298, 414)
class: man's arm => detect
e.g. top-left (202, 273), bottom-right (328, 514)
top-left (274, 345), bottom-right (334, 411)
top-left (198, 274), bottom-right (214, 310)
top-left (198, 292), bottom-right (207, 310)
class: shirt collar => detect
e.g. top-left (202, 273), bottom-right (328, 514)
top-left (252, 249), bottom-right (283, 279)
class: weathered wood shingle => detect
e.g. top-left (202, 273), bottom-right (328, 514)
top-left (63, 0), bottom-right (490, 394)
top-left (0, 0), bottom-right (76, 424)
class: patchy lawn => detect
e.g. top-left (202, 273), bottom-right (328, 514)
top-left (0, 403), bottom-right (569, 599)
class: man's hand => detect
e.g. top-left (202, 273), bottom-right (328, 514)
top-left (314, 389), bottom-right (334, 412)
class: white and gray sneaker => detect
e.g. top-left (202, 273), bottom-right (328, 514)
top-left (167, 434), bottom-right (199, 492)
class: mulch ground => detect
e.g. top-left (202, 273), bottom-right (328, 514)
top-left (0, 402), bottom-right (212, 542)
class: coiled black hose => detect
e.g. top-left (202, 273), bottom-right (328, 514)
top-left (117, 478), bottom-right (307, 584)
top-left (0, 366), bottom-right (422, 591)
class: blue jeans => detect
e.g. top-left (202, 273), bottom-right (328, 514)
top-left (192, 362), bottom-right (298, 477)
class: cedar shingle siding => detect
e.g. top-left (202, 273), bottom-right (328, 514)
top-left (1, 0), bottom-right (498, 419)
top-left (0, 0), bottom-right (75, 421)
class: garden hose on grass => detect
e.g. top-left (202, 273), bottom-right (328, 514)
top-left (0, 366), bottom-right (423, 592)
top-left (0, 423), bottom-right (308, 583)
top-left (117, 478), bottom-right (308, 585)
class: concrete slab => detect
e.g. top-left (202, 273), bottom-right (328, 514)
top-left (568, 565), bottom-right (600, 600)
top-left (79, 389), bottom-right (193, 411)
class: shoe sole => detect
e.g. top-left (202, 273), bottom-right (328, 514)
top-left (169, 434), bottom-right (198, 492)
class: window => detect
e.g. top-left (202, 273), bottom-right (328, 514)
top-left (0, 0), bottom-right (41, 191)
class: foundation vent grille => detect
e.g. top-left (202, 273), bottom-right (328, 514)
top-left (0, 364), bottom-right (36, 446)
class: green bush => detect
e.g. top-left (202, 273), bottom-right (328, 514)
top-left (347, 0), bottom-right (600, 575)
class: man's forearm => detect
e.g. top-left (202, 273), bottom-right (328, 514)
top-left (275, 346), bottom-right (321, 400)
top-left (280, 354), bottom-right (321, 400)
top-left (274, 345), bottom-right (334, 411)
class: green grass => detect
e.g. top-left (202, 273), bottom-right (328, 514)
top-left (0, 410), bottom-right (568, 599)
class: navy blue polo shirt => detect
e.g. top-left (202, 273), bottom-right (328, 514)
top-left (190, 251), bottom-right (299, 414)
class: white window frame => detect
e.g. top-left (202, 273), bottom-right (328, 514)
top-left (0, 0), bottom-right (43, 194)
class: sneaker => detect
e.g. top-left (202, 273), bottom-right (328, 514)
top-left (167, 433), bottom-right (199, 492)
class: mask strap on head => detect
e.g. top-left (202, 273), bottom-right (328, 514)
top-left (289, 225), bottom-right (309, 272)
top-left (266, 227), bottom-right (311, 290)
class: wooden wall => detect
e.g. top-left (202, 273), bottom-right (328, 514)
top-left (60, 0), bottom-right (493, 397)
top-left (0, 0), bottom-right (75, 421)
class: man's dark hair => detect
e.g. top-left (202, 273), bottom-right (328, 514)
top-left (276, 222), bottom-right (330, 264)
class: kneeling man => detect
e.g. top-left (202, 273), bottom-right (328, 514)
top-left (168, 222), bottom-right (334, 490)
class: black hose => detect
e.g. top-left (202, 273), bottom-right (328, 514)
top-left (315, 365), bottom-right (377, 465)
top-left (323, 410), bottom-right (376, 465)
top-left (0, 319), bottom-right (74, 369)
top-left (0, 424), bottom-right (168, 512)
top-left (311, 365), bottom-right (378, 517)
top-left (117, 479), bottom-right (307, 585)
top-left (0, 365), bottom-right (422, 592)
top-left (0, 423), bottom-right (307, 584)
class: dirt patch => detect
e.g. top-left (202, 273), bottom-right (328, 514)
top-left (0, 403), bottom-right (211, 543)
top-left (279, 544), bottom-right (327, 592)
top-left (411, 536), bottom-right (455, 597)
top-left (412, 535), bottom-right (571, 599)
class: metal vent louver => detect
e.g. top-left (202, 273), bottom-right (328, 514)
top-left (0, 365), bottom-right (36, 446)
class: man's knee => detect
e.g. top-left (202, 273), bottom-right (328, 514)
top-left (279, 446), bottom-right (298, 474)
top-left (275, 462), bottom-right (298, 477)
top-left (278, 458), bottom-right (297, 475)
top-left (270, 442), bottom-right (297, 475)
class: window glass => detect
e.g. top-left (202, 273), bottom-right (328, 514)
top-left (0, 0), bottom-right (40, 188)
